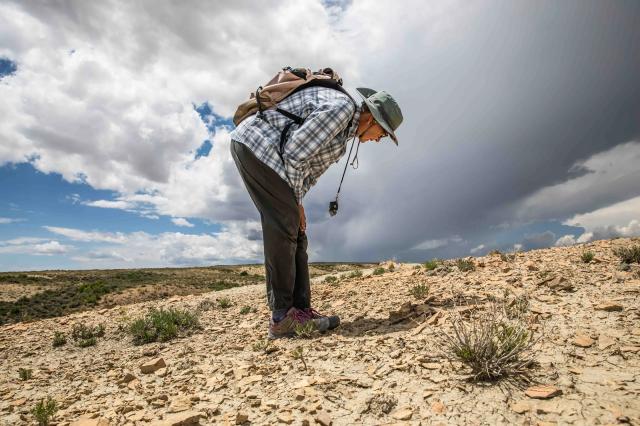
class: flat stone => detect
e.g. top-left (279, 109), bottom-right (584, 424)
top-left (431, 400), bottom-right (446, 414)
top-left (598, 335), bottom-right (616, 350)
top-left (573, 335), bottom-right (594, 348)
top-left (524, 385), bottom-right (562, 399)
top-left (315, 411), bottom-right (332, 426)
top-left (140, 358), bottom-right (166, 374)
top-left (277, 411), bottom-right (293, 424)
top-left (391, 407), bottom-right (413, 420)
top-left (152, 410), bottom-right (203, 426)
top-left (120, 372), bottom-right (136, 384)
top-left (511, 401), bottom-right (530, 414)
top-left (70, 418), bottom-right (110, 426)
top-left (235, 412), bottom-right (249, 424)
top-left (595, 302), bottom-right (623, 312)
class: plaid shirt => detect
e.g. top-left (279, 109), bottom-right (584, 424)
top-left (230, 86), bottom-right (361, 204)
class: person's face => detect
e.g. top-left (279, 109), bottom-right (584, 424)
top-left (358, 113), bottom-right (388, 143)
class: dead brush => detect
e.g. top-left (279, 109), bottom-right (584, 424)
top-left (439, 302), bottom-right (539, 382)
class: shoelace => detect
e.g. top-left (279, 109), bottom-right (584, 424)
top-left (290, 308), bottom-right (309, 323)
top-left (304, 308), bottom-right (325, 319)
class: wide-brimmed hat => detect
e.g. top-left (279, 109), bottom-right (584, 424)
top-left (356, 87), bottom-right (403, 145)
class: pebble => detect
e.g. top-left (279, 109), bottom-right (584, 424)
top-left (525, 385), bottom-right (562, 399)
top-left (140, 358), bottom-right (166, 374)
top-left (315, 412), bottom-right (332, 426)
top-left (572, 334), bottom-right (594, 348)
top-left (391, 406), bottom-right (413, 420)
top-left (595, 302), bottom-right (623, 312)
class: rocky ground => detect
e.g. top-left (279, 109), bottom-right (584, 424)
top-left (1, 238), bottom-right (639, 425)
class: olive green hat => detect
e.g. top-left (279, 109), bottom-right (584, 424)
top-left (356, 87), bottom-right (403, 145)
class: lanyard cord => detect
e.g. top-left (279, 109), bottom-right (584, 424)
top-left (334, 136), bottom-right (360, 202)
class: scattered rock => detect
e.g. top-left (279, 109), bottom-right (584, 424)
top-left (431, 400), bottom-right (446, 414)
top-left (598, 334), bottom-right (616, 350)
top-left (524, 385), bottom-right (562, 399)
top-left (315, 412), bottom-right (332, 426)
top-left (235, 412), bottom-right (249, 424)
top-left (391, 406), bottom-right (413, 420)
top-left (595, 302), bottom-right (623, 312)
top-left (510, 401), bottom-right (530, 414)
top-left (70, 417), bottom-right (110, 426)
top-left (153, 410), bottom-right (203, 426)
top-left (277, 411), bottom-right (293, 424)
top-left (140, 358), bottom-right (166, 374)
top-left (572, 334), bottom-right (594, 348)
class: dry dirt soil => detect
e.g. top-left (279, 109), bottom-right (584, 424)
top-left (0, 239), bottom-right (639, 425)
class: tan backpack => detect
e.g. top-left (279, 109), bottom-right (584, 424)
top-left (233, 67), bottom-right (354, 126)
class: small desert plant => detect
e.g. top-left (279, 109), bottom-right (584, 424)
top-left (252, 339), bottom-right (271, 352)
top-left (240, 305), bottom-right (251, 315)
top-left (31, 396), bottom-right (58, 426)
top-left (423, 259), bottom-right (438, 270)
top-left (217, 298), bottom-right (232, 309)
top-left (372, 267), bottom-right (385, 276)
top-left (409, 283), bottom-right (430, 299)
top-left (581, 251), bottom-right (594, 263)
top-left (71, 323), bottom-right (105, 347)
top-left (439, 304), bottom-right (538, 381)
top-left (18, 367), bottom-right (32, 381)
top-left (348, 270), bottom-right (363, 279)
top-left (504, 293), bottom-right (530, 319)
top-left (52, 331), bottom-right (66, 348)
top-left (324, 275), bottom-right (338, 284)
top-left (613, 245), bottom-right (640, 264)
top-left (456, 258), bottom-right (476, 272)
top-left (240, 271), bottom-right (249, 276)
top-left (197, 299), bottom-right (216, 311)
top-left (294, 321), bottom-right (316, 338)
top-left (368, 394), bottom-right (397, 415)
top-left (388, 263), bottom-right (395, 272)
top-left (128, 308), bottom-right (199, 345)
top-left (291, 346), bottom-right (307, 370)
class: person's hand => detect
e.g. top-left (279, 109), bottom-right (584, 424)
top-left (298, 203), bottom-right (306, 233)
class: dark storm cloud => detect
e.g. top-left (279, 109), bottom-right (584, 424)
top-left (307, 0), bottom-right (640, 261)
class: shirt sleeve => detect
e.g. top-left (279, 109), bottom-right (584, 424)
top-left (282, 96), bottom-right (355, 204)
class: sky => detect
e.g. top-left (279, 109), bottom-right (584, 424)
top-left (0, 0), bottom-right (639, 271)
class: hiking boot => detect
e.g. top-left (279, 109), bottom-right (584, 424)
top-left (303, 308), bottom-right (340, 331)
top-left (268, 307), bottom-right (313, 339)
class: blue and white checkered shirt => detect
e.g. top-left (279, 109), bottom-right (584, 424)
top-left (230, 86), bottom-right (361, 204)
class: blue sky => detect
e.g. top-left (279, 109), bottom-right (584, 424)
top-left (0, 1), bottom-right (639, 271)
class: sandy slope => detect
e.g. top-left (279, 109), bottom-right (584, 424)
top-left (1, 238), bottom-right (639, 425)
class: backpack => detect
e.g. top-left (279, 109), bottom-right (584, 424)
top-left (233, 66), bottom-right (353, 126)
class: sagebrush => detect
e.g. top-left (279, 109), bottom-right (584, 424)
top-left (128, 308), bottom-right (199, 345)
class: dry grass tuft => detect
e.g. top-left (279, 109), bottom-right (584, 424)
top-left (439, 302), bottom-right (538, 382)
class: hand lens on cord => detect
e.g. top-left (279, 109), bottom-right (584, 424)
top-left (329, 200), bottom-right (338, 216)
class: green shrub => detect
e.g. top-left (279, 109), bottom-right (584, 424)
top-left (324, 275), bottom-right (338, 284)
top-left (372, 267), bottom-right (385, 276)
top-left (18, 367), bottom-right (32, 381)
top-left (217, 298), bottom-right (232, 309)
top-left (240, 305), bottom-right (251, 315)
top-left (31, 396), bottom-right (58, 426)
top-left (240, 271), bottom-right (249, 276)
top-left (423, 259), bottom-right (438, 270)
top-left (613, 245), bottom-right (640, 264)
top-left (128, 308), bottom-right (199, 345)
top-left (409, 283), bottom-right (430, 299)
top-left (71, 323), bottom-right (105, 347)
top-left (456, 259), bottom-right (476, 272)
top-left (348, 270), bottom-right (363, 279)
top-left (581, 251), bottom-right (594, 263)
top-left (52, 331), bottom-right (66, 348)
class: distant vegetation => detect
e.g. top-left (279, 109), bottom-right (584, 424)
top-left (423, 259), bottom-right (439, 270)
top-left (581, 251), bottom-right (594, 263)
top-left (456, 258), bottom-right (476, 272)
top-left (0, 267), bottom-right (266, 325)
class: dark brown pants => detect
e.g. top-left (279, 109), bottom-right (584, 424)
top-left (230, 140), bottom-right (311, 311)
